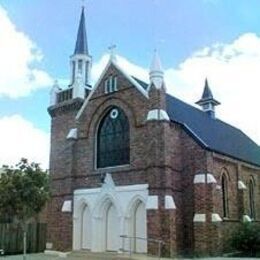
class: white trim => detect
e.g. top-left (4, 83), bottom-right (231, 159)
top-left (164, 195), bottom-right (176, 209)
top-left (243, 215), bottom-right (252, 222)
top-left (76, 59), bottom-right (148, 121)
top-left (66, 128), bottom-right (78, 140)
top-left (194, 174), bottom-right (205, 184)
top-left (211, 213), bottom-right (222, 222)
top-left (194, 173), bottom-right (217, 184)
top-left (207, 174), bottom-right (217, 183)
top-left (61, 200), bottom-right (72, 212)
top-left (238, 180), bottom-right (247, 190)
top-left (74, 184), bottom-right (149, 196)
top-left (193, 213), bottom-right (206, 222)
top-left (44, 250), bottom-right (71, 257)
top-left (146, 195), bottom-right (158, 210)
top-left (146, 109), bottom-right (170, 121)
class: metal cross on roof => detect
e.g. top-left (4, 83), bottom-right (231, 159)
top-left (108, 44), bottom-right (117, 61)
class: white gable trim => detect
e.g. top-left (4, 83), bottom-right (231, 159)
top-left (76, 58), bottom-right (149, 120)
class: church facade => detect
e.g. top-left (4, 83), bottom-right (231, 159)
top-left (47, 8), bottom-right (260, 256)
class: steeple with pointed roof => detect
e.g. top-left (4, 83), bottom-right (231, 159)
top-left (196, 78), bottom-right (220, 118)
top-left (149, 50), bottom-right (164, 90)
top-left (69, 7), bottom-right (92, 98)
top-left (74, 7), bottom-right (88, 55)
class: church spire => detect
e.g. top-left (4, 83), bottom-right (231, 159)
top-left (74, 7), bottom-right (88, 55)
top-left (196, 78), bottom-right (220, 118)
top-left (69, 6), bottom-right (92, 98)
top-left (149, 50), bottom-right (164, 90)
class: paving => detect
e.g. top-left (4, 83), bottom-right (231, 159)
top-left (1, 252), bottom-right (258, 260)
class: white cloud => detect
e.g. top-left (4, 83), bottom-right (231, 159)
top-left (92, 33), bottom-right (260, 144)
top-left (0, 6), bottom-right (52, 98)
top-left (0, 115), bottom-right (50, 169)
top-left (165, 33), bottom-right (260, 145)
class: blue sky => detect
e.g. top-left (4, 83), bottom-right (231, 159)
top-left (0, 0), bottom-right (260, 168)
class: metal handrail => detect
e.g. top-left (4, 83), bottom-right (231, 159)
top-left (120, 235), bottom-right (164, 260)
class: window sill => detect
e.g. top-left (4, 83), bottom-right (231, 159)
top-left (95, 164), bottom-right (130, 172)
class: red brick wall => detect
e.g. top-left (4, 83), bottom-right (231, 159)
top-left (47, 64), bottom-right (260, 256)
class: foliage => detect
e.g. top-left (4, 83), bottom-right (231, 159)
top-left (0, 158), bottom-right (50, 225)
top-left (229, 222), bottom-right (260, 256)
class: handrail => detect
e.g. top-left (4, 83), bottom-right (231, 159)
top-left (120, 235), bottom-right (164, 260)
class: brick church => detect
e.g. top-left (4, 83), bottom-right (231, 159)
top-left (47, 7), bottom-right (260, 256)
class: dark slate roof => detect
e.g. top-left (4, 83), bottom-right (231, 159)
top-left (132, 76), bottom-right (149, 90)
top-left (132, 77), bottom-right (260, 166)
top-left (74, 7), bottom-right (88, 55)
top-left (166, 94), bottom-right (260, 167)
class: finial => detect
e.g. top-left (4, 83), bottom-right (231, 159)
top-left (108, 44), bottom-right (117, 61)
top-left (81, 0), bottom-right (86, 9)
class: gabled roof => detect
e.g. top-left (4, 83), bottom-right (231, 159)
top-left (76, 58), bottom-right (149, 120)
top-left (74, 7), bottom-right (88, 55)
top-left (134, 78), bottom-right (260, 167)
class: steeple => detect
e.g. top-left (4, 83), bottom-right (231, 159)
top-left (196, 78), bottom-right (220, 118)
top-left (69, 7), bottom-right (92, 98)
top-left (149, 50), bottom-right (164, 90)
top-left (74, 7), bottom-right (88, 55)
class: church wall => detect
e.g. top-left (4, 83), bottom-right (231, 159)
top-left (47, 99), bottom-right (84, 251)
top-left (179, 128), bottom-right (208, 255)
top-left (209, 154), bottom-right (260, 253)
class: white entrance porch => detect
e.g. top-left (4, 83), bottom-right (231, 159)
top-left (73, 174), bottom-right (148, 253)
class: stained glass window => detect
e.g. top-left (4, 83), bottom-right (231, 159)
top-left (249, 178), bottom-right (255, 219)
top-left (221, 173), bottom-right (229, 218)
top-left (97, 107), bottom-right (130, 168)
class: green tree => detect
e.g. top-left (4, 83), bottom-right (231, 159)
top-left (0, 158), bottom-right (50, 259)
top-left (230, 222), bottom-right (260, 256)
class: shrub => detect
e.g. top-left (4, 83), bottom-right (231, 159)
top-left (229, 222), bottom-right (260, 256)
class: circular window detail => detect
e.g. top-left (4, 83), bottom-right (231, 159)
top-left (110, 108), bottom-right (119, 119)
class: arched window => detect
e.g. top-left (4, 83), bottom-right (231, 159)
top-left (97, 107), bottom-right (130, 168)
top-left (249, 178), bottom-right (255, 219)
top-left (221, 173), bottom-right (229, 218)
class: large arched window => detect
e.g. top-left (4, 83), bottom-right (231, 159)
top-left (97, 107), bottom-right (130, 168)
top-left (221, 172), bottom-right (229, 218)
top-left (249, 178), bottom-right (255, 219)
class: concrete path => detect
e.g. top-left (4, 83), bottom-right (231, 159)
top-left (1, 252), bottom-right (259, 260)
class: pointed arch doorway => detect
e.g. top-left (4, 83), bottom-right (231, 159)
top-left (105, 202), bottom-right (120, 251)
top-left (130, 200), bottom-right (147, 253)
top-left (81, 205), bottom-right (91, 250)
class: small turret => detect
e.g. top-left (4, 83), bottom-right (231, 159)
top-left (196, 78), bottom-right (220, 118)
top-left (149, 50), bottom-right (164, 90)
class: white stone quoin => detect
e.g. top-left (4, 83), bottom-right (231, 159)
top-left (66, 128), bottom-right (78, 140)
top-left (193, 213), bottom-right (206, 222)
top-left (61, 200), bottom-right (72, 212)
top-left (238, 180), bottom-right (247, 190)
top-left (164, 195), bottom-right (176, 209)
top-left (211, 213), bottom-right (222, 222)
top-left (146, 109), bottom-right (170, 121)
top-left (194, 173), bottom-right (217, 184)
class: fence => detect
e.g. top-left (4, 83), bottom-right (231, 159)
top-left (0, 223), bottom-right (47, 255)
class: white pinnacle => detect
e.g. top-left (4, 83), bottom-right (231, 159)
top-left (150, 49), bottom-right (163, 72)
top-left (149, 50), bottom-right (164, 90)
